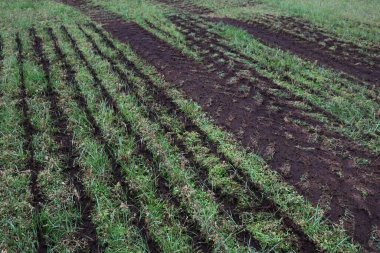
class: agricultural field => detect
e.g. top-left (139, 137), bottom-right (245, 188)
top-left (0, 0), bottom-right (379, 252)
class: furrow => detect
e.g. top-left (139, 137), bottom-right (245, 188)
top-left (74, 27), bottom-right (215, 252)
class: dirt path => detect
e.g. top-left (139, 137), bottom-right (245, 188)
top-left (58, 0), bottom-right (380, 250)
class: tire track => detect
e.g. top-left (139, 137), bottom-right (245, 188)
top-left (80, 23), bottom-right (318, 253)
top-left (169, 15), bottom-right (380, 155)
top-left (15, 33), bottom-right (47, 253)
top-left (47, 27), bottom-right (161, 253)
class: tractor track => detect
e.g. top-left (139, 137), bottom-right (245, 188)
top-left (245, 14), bottom-right (380, 64)
top-left (81, 23), bottom-right (319, 252)
top-left (168, 15), bottom-right (380, 153)
top-left (33, 28), bottom-right (103, 253)
top-left (49, 26), bottom-right (162, 253)
top-left (16, 33), bottom-right (48, 253)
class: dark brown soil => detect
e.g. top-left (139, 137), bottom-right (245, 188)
top-left (59, 0), bottom-right (380, 251)
top-left (126, 17), bottom-right (379, 248)
top-left (33, 28), bottom-right (102, 253)
top-left (16, 33), bottom-right (47, 253)
top-left (210, 17), bottom-right (380, 87)
top-left (253, 14), bottom-right (380, 59)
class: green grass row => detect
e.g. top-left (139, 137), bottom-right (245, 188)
top-left (0, 31), bottom-right (37, 252)
top-left (52, 24), bottom-right (202, 252)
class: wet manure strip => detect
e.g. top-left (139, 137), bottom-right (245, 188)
top-left (83, 21), bottom-right (361, 253)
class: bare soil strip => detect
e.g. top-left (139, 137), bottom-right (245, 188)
top-left (59, 0), bottom-right (379, 249)
top-left (82, 23), bottom-right (318, 252)
top-left (49, 26), bottom-right (162, 253)
top-left (15, 33), bottom-right (48, 253)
